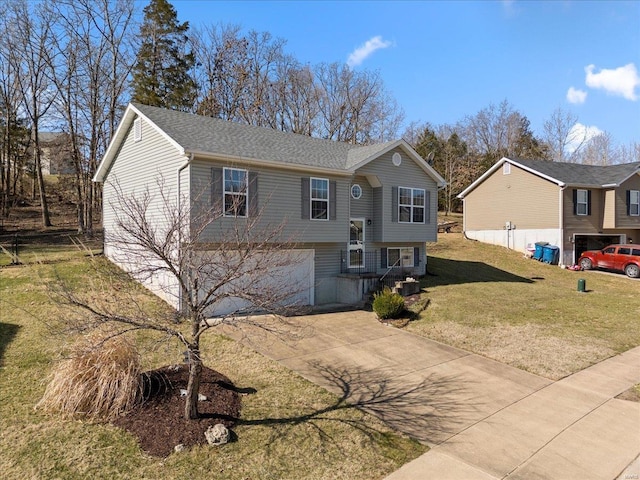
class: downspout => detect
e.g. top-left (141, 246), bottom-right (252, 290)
top-left (177, 153), bottom-right (194, 313)
top-left (559, 185), bottom-right (566, 266)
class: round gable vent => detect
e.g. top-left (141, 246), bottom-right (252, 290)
top-left (392, 152), bottom-right (402, 166)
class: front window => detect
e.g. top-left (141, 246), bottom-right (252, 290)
top-left (630, 190), bottom-right (640, 216)
top-left (311, 177), bottom-right (329, 220)
top-left (576, 189), bottom-right (588, 216)
top-left (399, 187), bottom-right (425, 223)
top-left (224, 167), bottom-right (248, 217)
top-left (387, 247), bottom-right (414, 268)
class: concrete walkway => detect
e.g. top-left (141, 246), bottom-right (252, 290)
top-left (221, 310), bottom-right (640, 480)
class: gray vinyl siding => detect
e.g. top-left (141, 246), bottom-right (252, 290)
top-left (349, 175), bottom-right (373, 220)
top-left (103, 115), bottom-right (186, 245)
top-left (370, 242), bottom-right (426, 276)
top-left (372, 187), bottom-right (383, 242)
top-left (191, 159), bottom-right (349, 243)
top-left (355, 147), bottom-right (438, 243)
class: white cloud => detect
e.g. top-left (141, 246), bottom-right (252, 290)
top-left (347, 36), bottom-right (392, 68)
top-left (566, 122), bottom-right (603, 153)
top-left (566, 87), bottom-right (587, 104)
top-left (585, 63), bottom-right (640, 101)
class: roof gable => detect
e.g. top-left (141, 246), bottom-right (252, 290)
top-left (95, 103), bottom-right (447, 185)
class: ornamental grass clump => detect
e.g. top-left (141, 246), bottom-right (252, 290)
top-left (36, 332), bottom-right (143, 421)
top-left (372, 287), bottom-right (406, 320)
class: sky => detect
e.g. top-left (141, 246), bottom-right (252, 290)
top-left (169, 0), bottom-right (640, 148)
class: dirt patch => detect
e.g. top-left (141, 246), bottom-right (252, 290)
top-left (113, 364), bottom-right (242, 457)
top-left (616, 384), bottom-right (640, 403)
top-left (412, 321), bottom-right (616, 380)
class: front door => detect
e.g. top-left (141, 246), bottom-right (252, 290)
top-left (348, 218), bottom-right (365, 268)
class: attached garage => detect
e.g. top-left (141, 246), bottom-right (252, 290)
top-left (573, 234), bottom-right (624, 263)
top-left (202, 249), bottom-right (315, 317)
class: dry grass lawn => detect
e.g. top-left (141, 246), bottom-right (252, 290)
top-left (0, 251), bottom-right (425, 480)
top-left (410, 233), bottom-right (640, 380)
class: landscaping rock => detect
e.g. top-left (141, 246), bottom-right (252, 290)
top-left (174, 444), bottom-right (185, 453)
top-left (205, 423), bottom-right (229, 446)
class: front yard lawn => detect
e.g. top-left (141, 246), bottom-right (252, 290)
top-left (0, 250), bottom-right (425, 480)
top-left (411, 234), bottom-right (640, 380)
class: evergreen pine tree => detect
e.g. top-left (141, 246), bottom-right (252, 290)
top-left (131, 0), bottom-right (197, 111)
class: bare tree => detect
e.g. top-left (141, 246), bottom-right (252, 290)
top-left (56, 177), bottom-right (307, 420)
top-left (0, 8), bottom-right (31, 217)
top-left (6, 0), bottom-right (57, 227)
top-left (315, 63), bottom-right (402, 144)
top-left (618, 141), bottom-right (640, 164)
top-left (542, 107), bottom-right (586, 162)
top-left (48, 0), bottom-right (136, 234)
top-left (192, 23), bottom-right (249, 120)
top-left (270, 58), bottom-right (320, 135)
top-left (576, 131), bottom-right (621, 166)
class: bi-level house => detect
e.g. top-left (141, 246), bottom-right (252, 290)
top-left (457, 157), bottom-right (640, 266)
top-left (94, 103), bottom-right (446, 315)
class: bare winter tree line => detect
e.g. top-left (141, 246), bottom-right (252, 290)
top-left (1, 0), bottom-right (638, 229)
top-left (409, 101), bottom-right (640, 214)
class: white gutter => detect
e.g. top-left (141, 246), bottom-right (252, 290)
top-left (184, 149), bottom-right (353, 177)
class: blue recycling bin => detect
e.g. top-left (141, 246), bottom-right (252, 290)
top-left (542, 245), bottom-right (559, 264)
top-left (533, 242), bottom-right (547, 261)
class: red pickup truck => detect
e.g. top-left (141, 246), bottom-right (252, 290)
top-left (578, 244), bottom-right (640, 278)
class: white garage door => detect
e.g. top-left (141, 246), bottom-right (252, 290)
top-left (203, 249), bottom-right (315, 317)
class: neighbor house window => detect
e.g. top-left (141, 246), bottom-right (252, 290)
top-left (223, 167), bottom-right (248, 217)
top-left (398, 187), bottom-right (425, 223)
top-left (629, 190), bottom-right (640, 216)
top-left (311, 177), bottom-right (329, 220)
top-left (387, 247), bottom-right (414, 268)
top-left (576, 189), bottom-right (589, 216)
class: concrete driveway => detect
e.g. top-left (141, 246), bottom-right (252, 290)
top-left (221, 310), bottom-right (640, 480)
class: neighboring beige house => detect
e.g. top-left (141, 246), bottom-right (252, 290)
top-left (93, 103), bottom-right (446, 315)
top-left (457, 157), bottom-right (640, 266)
top-left (38, 132), bottom-right (75, 175)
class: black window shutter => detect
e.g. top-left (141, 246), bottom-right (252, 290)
top-left (301, 178), bottom-right (310, 219)
top-left (627, 190), bottom-right (631, 216)
top-left (380, 248), bottom-right (387, 268)
top-left (211, 167), bottom-right (223, 212)
top-left (249, 172), bottom-right (258, 217)
top-left (587, 190), bottom-right (592, 216)
top-left (329, 180), bottom-right (337, 220)
top-left (572, 189), bottom-right (577, 215)
top-left (425, 190), bottom-right (431, 224)
top-left (391, 186), bottom-right (398, 222)
top-left (413, 247), bottom-right (420, 266)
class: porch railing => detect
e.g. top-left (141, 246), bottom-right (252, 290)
top-left (340, 250), bottom-right (378, 274)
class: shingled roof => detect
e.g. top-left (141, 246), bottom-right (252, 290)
top-left (511, 158), bottom-right (640, 187)
top-left (458, 156), bottom-right (640, 198)
top-left (95, 103), bottom-right (446, 186)
top-left (133, 103), bottom-right (359, 170)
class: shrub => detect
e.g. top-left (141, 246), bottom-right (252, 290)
top-left (372, 287), bottom-right (406, 320)
top-left (36, 331), bottom-right (143, 420)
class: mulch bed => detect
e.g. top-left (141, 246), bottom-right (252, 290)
top-left (113, 364), bottom-right (242, 457)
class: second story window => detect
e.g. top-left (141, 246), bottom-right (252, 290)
top-left (224, 167), bottom-right (248, 217)
top-left (629, 190), bottom-right (639, 216)
top-left (399, 187), bottom-right (425, 223)
top-left (311, 177), bottom-right (329, 220)
top-left (575, 189), bottom-right (589, 216)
